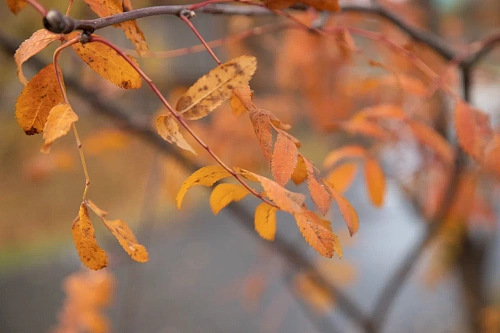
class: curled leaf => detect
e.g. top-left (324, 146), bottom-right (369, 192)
top-left (156, 114), bottom-right (196, 155)
top-left (254, 203), bottom-right (278, 241)
top-left (72, 204), bottom-right (108, 270)
top-left (209, 183), bottom-right (250, 214)
top-left (103, 218), bottom-right (149, 263)
top-left (41, 103), bottom-right (79, 154)
top-left (176, 55), bottom-right (257, 119)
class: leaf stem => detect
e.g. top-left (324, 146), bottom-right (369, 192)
top-left (90, 35), bottom-right (278, 208)
top-left (179, 13), bottom-right (221, 64)
top-left (26, 0), bottom-right (47, 16)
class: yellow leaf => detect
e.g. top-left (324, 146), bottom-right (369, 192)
top-left (41, 103), bottom-right (79, 154)
top-left (294, 210), bottom-right (341, 258)
top-left (304, 157), bottom-right (331, 215)
top-left (209, 183), bottom-right (250, 214)
top-left (72, 204), bottom-right (108, 270)
top-left (15, 29), bottom-right (60, 85)
top-left (365, 158), bottom-right (385, 207)
top-left (254, 203), bottom-right (277, 241)
top-left (15, 64), bottom-right (65, 135)
top-left (103, 218), bottom-right (149, 263)
top-left (326, 162), bottom-right (358, 193)
top-left (72, 37), bottom-right (142, 89)
top-left (271, 131), bottom-right (299, 186)
top-left (291, 155), bottom-right (308, 185)
top-left (176, 55), bottom-right (257, 119)
top-left (176, 165), bottom-right (232, 209)
top-left (156, 114), bottom-right (196, 155)
top-left (82, 0), bottom-right (148, 55)
top-left (6, 0), bottom-right (26, 14)
top-left (329, 186), bottom-right (359, 236)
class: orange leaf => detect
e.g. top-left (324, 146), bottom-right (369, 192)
top-left (326, 162), bottom-right (358, 193)
top-left (6, 0), bottom-right (26, 14)
top-left (248, 108), bottom-right (273, 162)
top-left (41, 103), bottom-right (79, 154)
top-left (209, 183), bottom-right (250, 214)
top-left (72, 204), bottom-right (107, 270)
top-left (304, 157), bottom-right (331, 215)
top-left (353, 104), bottom-right (406, 122)
top-left (82, 0), bottom-right (148, 55)
top-left (301, 0), bottom-right (340, 11)
top-left (291, 154), bottom-right (308, 185)
top-left (294, 210), bottom-right (341, 258)
top-left (15, 64), bottom-right (65, 135)
top-left (409, 121), bottom-right (454, 165)
top-left (15, 29), bottom-right (60, 85)
top-left (263, 0), bottom-right (296, 10)
top-left (329, 186), bottom-right (359, 236)
top-left (72, 38), bottom-right (142, 89)
top-left (364, 158), bottom-right (385, 207)
top-left (341, 120), bottom-right (390, 139)
top-left (103, 218), bottom-right (149, 263)
top-left (254, 203), bottom-right (278, 241)
top-left (272, 131), bottom-right (299, 186)
top-left (323, 145), bottom-right (366, 169)
top-left (176, 165), bottom-right (232, 209)
top-left (156, 114), bottom-right (196, 155)
top-left (176, 55), bottom-right (257, 119)
top-left (231, 85), bottom-right (253, 116)
top-left (455, 100), bottom-right (494, 162)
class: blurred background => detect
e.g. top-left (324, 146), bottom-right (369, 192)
top-left (1, 0), bottom-right (499, 332)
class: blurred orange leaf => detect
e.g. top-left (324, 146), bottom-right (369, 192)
top-left (15, 64), bottom-right (64, 135)
top-left (329, 186), bottom-right (359, 236)
top-left (254, 203), bottom-right (278, 241)
top-left (176, 55), bottom-right (257, 119)
top-left (326, 162), bottom-right (358, 193)
top-left (156, 114), bottom-right (196, 155)
top-left (409, 121), bottom-right (454, 165)
top-left (209, 183), bottom-right (250, 214)
top-left (365, 158), bottom-right (385, 207)
top-left (6, 0), bottom-right (26, 14)
top-left (72, 204), bottom-right (108, 270)
top-left (176, 165), bottom-right (232, 209)
top-left (72, 38), bottom-right (142, 89)
top-left (294, 210), bottom-right (341, 258)
top-left (41, 103), bottom-right (78, 154)
top-left (15, 29), bottom-right (60, 85)
top-left (272, 131), bottom-right (299, 186)
top-left (323, 145), bottom-right (367, 169)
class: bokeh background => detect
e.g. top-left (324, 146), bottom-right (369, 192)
top-left (1, 0), bottom-right (499, 332)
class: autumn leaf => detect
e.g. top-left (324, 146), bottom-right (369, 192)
top-left (365, 157), bottom-right (385, 207)
top-left (329, 185), bottom-right (359, 236)
top-left (103, 218), bottom-right (149, 263)
top-left (304, 157), bottom-right (331, 215)
top-left (15, 64), bottom-right (65, 135)
top-left (231, 85), bottom-right (253, 116)
top-left (72, 38), bottom-right (142, 89)
top-left (85, 199), bottom-right (108, 217)
top-left (341, 120), bottom-right (390, 139)
top-left (15, 29), bottom-right (60, 85)
top-left (254, 203), bottom-right (278, 241)
top-left (291, 154), bottom-right (308, 185)
top-left (272, 131), bottom-right (299, 186)
top-left (294, 210), bottom-right (342, 258)
top-left (326, 162), bottom-right (358, 193)
top-left (176, 55), bottom-right (257, 119)
top-left (409, 121), bottom-right (454, 165)
top-left (323, 145), bottom-right (367, 169)
top-left (156, 114), bottom-right (196, 155)
top-left (248, 108), bottom-right (273, 161)
top-left (6, 0), bottom-right (26, 14)
top-left (41, 103), bottom-right (79, 154)
top-left (82, 0), bottom-right (148, 55)
top-left (209, 183), bottom-right (250, 214)
top-left (263, 0), bottom-right (296, 10)
top-left (176, 165), bottom-right (232, 209)
top-left (72, 204), bottom-right (107, 270)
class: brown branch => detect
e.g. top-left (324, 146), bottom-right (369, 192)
top-left (0, 31), bottom-right (371, 332)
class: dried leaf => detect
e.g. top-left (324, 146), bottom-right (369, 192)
top-left (329, 185), bottom-right (359, 236)
top-left (272, 131), bottom-right (299, 186)
top-left (72, 38), bottom-right (142, 89)
top-left (41, 103), bottom-right (79, 154)
top-left (103, 218), bottom-right (149, 262)
top-left (176, 55), bottom-right (257, 119)
top-left (365, 158), bottom-right (385, 207)
top-left (323, 145), bottom-right (367, 169)
top-left (254, 203), bottom-right (277, 241)
top-left (156, 114), bottom-right (196, 155)
top-left (72, 204), bottom-right (107, 270)
top-left (15, 64), bottom-right (65, 135)
top-left (82, 0), bottom-right (148, 55)
top-left (6, 0), bottom-right (26, 14)
top-left (326, 162), bottom-right (358, 193)
top-left (15, 29), bottom-right (60, 85)
top-left (209, 183), bottom-right (250, 214)
top-left (304, 157), bottom-right (331, 215)
top-left (231, 85), bottom-right (253, 116)
top-left (294, 210), bottom-right (341, 258)
top-left (249, 108), bottom-right (273, 162)
top-left (176, 165), bottom-right (232, 209)
top-left (409, 121), bottom-right (454, 165)
top-left (291, 154), bottom-right (308, 185)
top-left (85, 200), bottom-right (108, 217)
